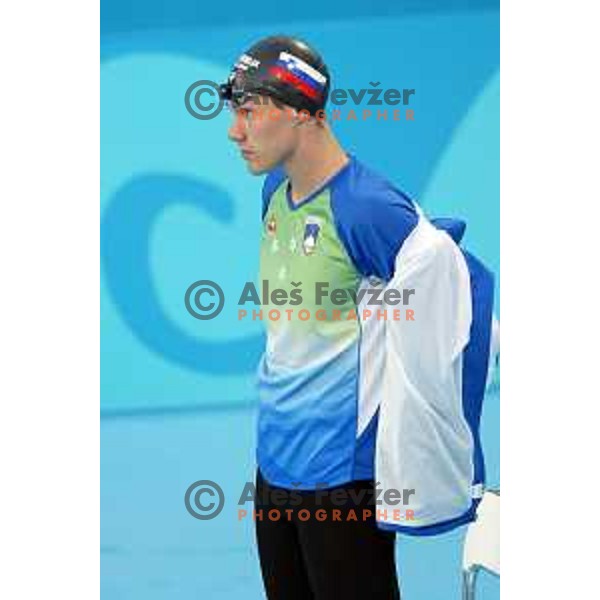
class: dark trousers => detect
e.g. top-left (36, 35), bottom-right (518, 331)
top-left (254, 468), bottom-right (401, 600)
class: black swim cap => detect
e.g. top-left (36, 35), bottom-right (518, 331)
top-left (220, 36), bottom-right (330, 115)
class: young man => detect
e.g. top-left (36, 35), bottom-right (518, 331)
top-left (222, 35), bottom-right (493, 600)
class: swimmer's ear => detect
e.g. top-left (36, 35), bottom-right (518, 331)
top-left (291, 109), bottom-right (314, 128)
top-left (289, 108), bottom-right (301, 127)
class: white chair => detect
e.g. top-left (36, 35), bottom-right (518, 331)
top-left (462, 489), bottom-right (500, 600)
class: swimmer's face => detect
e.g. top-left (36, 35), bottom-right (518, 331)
top-left (227, 95), bottom-right (299, 174)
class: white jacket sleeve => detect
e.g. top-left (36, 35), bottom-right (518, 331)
top-left (376, 216), bottom-right (474, 531)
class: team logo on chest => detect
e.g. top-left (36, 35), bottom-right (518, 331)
top-left (266, 215), bottom-right (277, 236)
top-left (303, 216), bottom-right (322, 255)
